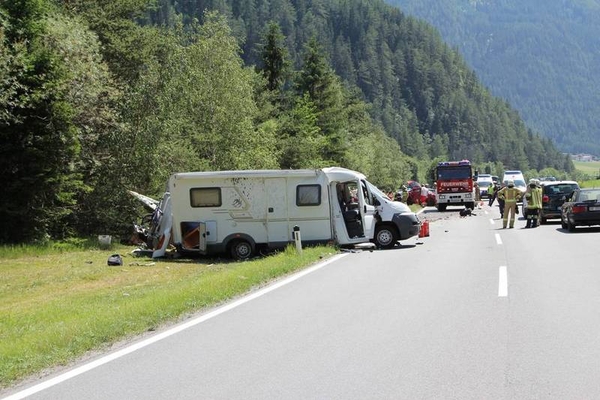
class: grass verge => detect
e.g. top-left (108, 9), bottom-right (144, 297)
top-left (573, 160), bottom-right (600, 177)
top-left (580, 179), bottom-right (600, 188)
top-left (0, 244), bottom-right (337, 388)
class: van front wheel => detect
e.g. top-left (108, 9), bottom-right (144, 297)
top-left (374, 225), bottom-right (398, 249)
top-left (230, 240), bottom-right (253, 260)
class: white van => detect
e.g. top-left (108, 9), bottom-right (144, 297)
top-left (143, 168), bottom-right (421, 259)
top-left (476, 174), bottom-right (494, 197)
top-left (502, 170), bottom-right (527, 199)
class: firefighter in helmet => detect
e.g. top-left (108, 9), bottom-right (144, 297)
top-left (524, 179), bottom-right (543, 228)
top-left (497, 180), bottom-right (522, 228)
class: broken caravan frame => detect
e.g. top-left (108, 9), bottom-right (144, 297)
top-left (132, 168), bottom-right (421, 260)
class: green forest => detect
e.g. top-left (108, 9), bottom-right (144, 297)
top-left (0, 0), bottom-right (573, 244)
top-left (387, 0), bottom-right (600, 156)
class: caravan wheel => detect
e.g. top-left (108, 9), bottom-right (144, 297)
top-left (230, 240), bottom-right (253, 260)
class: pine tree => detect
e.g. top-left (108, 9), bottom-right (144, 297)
top-left (0, 0), bottom-right (82, 243)
top-left (296, 36), bottom-right (347, 163)
top-left (258, 21), bottom-right (290, 92)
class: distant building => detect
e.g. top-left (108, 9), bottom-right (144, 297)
top-left (571, 153), bottom-right (596, 162)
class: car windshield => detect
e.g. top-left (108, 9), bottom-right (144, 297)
top-left (577, 189), bottom-right (600, 202)
top-left (544, 183), bottom-right (579, 195)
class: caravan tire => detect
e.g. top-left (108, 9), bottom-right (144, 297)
top-left (374, 224), bottom-right (398, 249)
top-left (230, 240), bottom-right (253, 260)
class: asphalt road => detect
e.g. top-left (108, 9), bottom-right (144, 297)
top-left (4, 203), bottom-right (600, 399)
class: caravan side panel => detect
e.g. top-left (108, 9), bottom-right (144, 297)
top-left (166, 170), bottom-right (335, 256)
top-left (282, 175), bottom-right (332, 244)
top-left (169, 176), bottom-right (269, 252)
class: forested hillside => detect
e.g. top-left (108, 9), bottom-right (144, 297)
top-left (0, 0), bottom-right (572, 244)
top-left (386, 0), bottom-right (600, 156)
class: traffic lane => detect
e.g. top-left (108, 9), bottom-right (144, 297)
top-left (496, 222), bottom-right (600, 399)
top-left (418, 205), bottom-right (472, 223)
top-left (418, 202), bottom-right (497, 222)
top-left (23, 213), bottom-right (509, 400)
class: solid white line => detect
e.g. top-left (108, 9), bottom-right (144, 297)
top-left (498, 266), bottom-right (508, 297)
top-left (495, 233), bottom-right (502, 245)
top-left (1, 253), bottom-right (348, 400)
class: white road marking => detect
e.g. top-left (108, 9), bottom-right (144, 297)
top-left (498, 266), bottom-right (508, 297)
top-left (1, 254), bottom-right (348, 400)
top-left (495, 233), bottom-right (502, 245)
top-left (490, 219), bottom-right (495, 225)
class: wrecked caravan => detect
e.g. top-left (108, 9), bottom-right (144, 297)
top-left (145, 168), bottom-right (420, 259)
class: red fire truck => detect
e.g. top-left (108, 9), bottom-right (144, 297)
top-left (434, 160), bottom-right (476, 211)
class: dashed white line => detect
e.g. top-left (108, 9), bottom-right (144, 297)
top-left (495, 233), bottom-right (502, 245)
top-left (498, 266), bottom-right (508, 297)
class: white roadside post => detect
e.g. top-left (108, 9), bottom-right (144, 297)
top-left (292, 225), bottom-right (303, 255)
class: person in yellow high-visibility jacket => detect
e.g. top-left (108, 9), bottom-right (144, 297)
top-left (525, 179), bottom-right (543, 228)
top-left (488, 183), bottom-right (496, 206)
top-left (497, 180), bottom-right (522, 228)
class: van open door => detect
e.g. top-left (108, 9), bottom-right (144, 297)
top-left (359, 179), bottom-right (376, 239)
top-left (332, 181), bottom-right (371, 245)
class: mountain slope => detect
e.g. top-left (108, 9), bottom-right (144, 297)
top-left (386, 0), bottom-right (600, 156)
top-left (149, 0), bottom-right (570, 171)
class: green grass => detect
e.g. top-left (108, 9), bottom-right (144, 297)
top-left (572, 160), bottom-right (600, 187)
top-left (0, 238), bottom-right (100, 259)
top-left (573, 160), bottom-right (600, 177)
top-left (580, 179), bottom-right (600, 188)
top-left (0, 244), bottom-right (337, 388)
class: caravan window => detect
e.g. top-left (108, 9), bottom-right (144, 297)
top-left (190, 188), bottom-right (221, 207)
top-left (296, 185), bottom-right (321, 206)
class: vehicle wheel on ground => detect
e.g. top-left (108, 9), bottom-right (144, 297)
top-left (229, 239), bottom-right (253, 260)
top-left (374, 224), bottom-right (398, 249)
top-left (561, 218), bottom-right (568, 229)
top-left (437, 204), bottom-right (447, 212)
top-left (567, 219), bottom-right (576, 232)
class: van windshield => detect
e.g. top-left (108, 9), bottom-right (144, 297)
top-left (366, 181), bottom-right (386, 199)
top-left (505, 179), bottom-right (526, 187)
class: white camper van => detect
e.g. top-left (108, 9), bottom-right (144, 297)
top-left (146, 168), bottom-right (421, 259)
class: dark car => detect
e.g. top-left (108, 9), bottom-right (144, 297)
top-left (540, 181), bottom-right (579, 223)
top-left (561, 188), bottom-right (600, 231)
